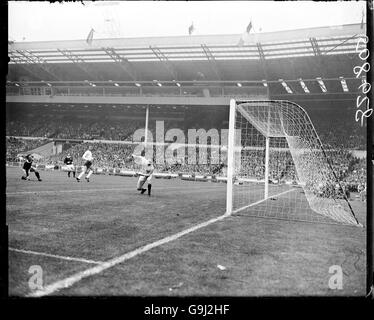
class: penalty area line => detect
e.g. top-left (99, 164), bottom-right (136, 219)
top-left (26, 187), bottom-right (294, 297)
top-left (27, 213), bottom-right (229, 297)
top-left (9, 248), bottom-right (103, 265)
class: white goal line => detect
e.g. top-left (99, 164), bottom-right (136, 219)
top-left (232, 188), bottom-right (297, 215)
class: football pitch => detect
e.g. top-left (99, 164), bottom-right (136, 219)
top-left (6, 167), bottom-right (366, 296)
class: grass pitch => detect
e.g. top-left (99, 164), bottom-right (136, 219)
top-left (7, 167), bottom-right (366, 296)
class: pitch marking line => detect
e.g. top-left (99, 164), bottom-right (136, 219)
top-left (232, 188), bottom-right (297, 215)
top-left (6, 188), bottom-right (134, 195)
top-left (9, 248), bottom-right (103, 265)
top-left (27, 188), bottom-right (294, 297)
top-left (6, 185), bottom-right (225, 196)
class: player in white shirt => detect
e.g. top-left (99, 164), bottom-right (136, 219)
top-left (76, 145), bottom-right (94, 182)
top-left (131, 150), bottom-right (154, 196)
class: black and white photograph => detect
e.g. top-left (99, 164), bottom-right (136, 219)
top-left (4, 0), bottom-right (373, 304)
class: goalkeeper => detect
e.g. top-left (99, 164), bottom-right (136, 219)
top-left (131, 150), bottom-right (154, 196)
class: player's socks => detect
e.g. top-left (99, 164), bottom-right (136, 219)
top-left (141, 188), bottom-right (147, 194)
top-left (86, 170), bottom-right (93, 179)
top-left (77, 171), bottom-right (84, 180)
top-left (35, 172), bottom-right (41, 181)
top-left (68, 172), bottom-right (71, 177)
top-left (148, 184), bottom-right (152, 196)
top-left (73, 172), bottom-right (76, 178)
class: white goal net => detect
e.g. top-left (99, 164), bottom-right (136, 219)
top-left (226, 100), bottom-right (361, 226)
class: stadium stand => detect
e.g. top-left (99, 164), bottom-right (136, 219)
top-left (5, 23), bottom-right (367, 195)
top-left (6, 137), bottom-right (49, 161)
top-left (7, 134), bottom-right (363, 194)
top-left (6, 102), bottom-right (366, 149)
top-left (6, 100), bottom-right (367, 190)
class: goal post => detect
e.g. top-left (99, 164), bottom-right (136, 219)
top-left (225, 99), bottom-right (236, 215)
top-left (226, 99), bottom-right (361, 227)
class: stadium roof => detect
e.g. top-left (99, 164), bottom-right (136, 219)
top-left (7, 23), bottom-right (366, 97)
top-left (9, 23), bottom-right (365, 62)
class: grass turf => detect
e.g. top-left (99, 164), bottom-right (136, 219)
top-left (6, 167), bottom-right (366, 296)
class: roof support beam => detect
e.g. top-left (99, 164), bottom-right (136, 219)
top-left (309, 37), bottom-right (330, 78)
top-left (310, 37), bottom-right (322, 56)
top-left (256, 43), bottom-right (273, 97)
top-left (201, 44), bottom-right (222, 81)
top-left (57, 49), bottom-right (101, 80)
top-left (149, 46), bottom-right (178, 80)
top-left (13, 50), bottom-right (62, 81)
top-left (286, 60), bottom-right (301, 94)
top-left (102, 47), bottom-right (138, 81)
top-left (256, 42), bottom-right (269, 80)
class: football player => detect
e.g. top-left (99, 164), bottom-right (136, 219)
top-left (21, 154), bottom-right (42, 181)
top-left (76, 145), bottom-right (94, 182)
top-left (131, 150), bottom-right (154, 196)
top-left (64, 154), bottom-right (76, 178)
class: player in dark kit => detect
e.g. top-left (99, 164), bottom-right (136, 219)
top-left (21, 154), bottom-right (42, 181)
top-left (212, 161), bottom-right (226, 175)
top-left (64, 154), bottom-right (76, 178)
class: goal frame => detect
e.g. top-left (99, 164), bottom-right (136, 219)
top-left (226, 99), bottom-right (274, 214)
top-left (225, 99), bottom-right (361, 227)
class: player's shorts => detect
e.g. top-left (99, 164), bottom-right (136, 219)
top-left (23, 167), bottom-right (37, 175)
top-left (66, 164), bottom-right (75, 171)
top-left (137, 174), bottom-right (152, 189)
top-left (84, 161), bottom-right (92, 169)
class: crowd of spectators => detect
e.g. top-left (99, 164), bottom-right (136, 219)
top-left (313, 113), bottom-right (366, 150)
top-left (7, 136), bottom-right (366, 184)
top-left (6, 103), bottom-right (367, 196)
top-left (340, 157), bottom-right (367, 193)
top-left (45, 143), bottom-right (225, 175)
top-left (7, 136), bottom-right (367, 201)
top-left (46, 142), bottom-right (135, 169)
top-left (6, 117), bottom-right (144, 141)
top-left (7, 106), bottom-right (367, 150)
top-left (7, 116), bottom-right (186, 142)
top-left (296, 148), bottom-right (367, 197)
top-left (6, 137), bottom-right (48, 161)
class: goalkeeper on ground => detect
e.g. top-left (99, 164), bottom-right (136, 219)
top-left (131, 150), bottom-right (154, 196)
